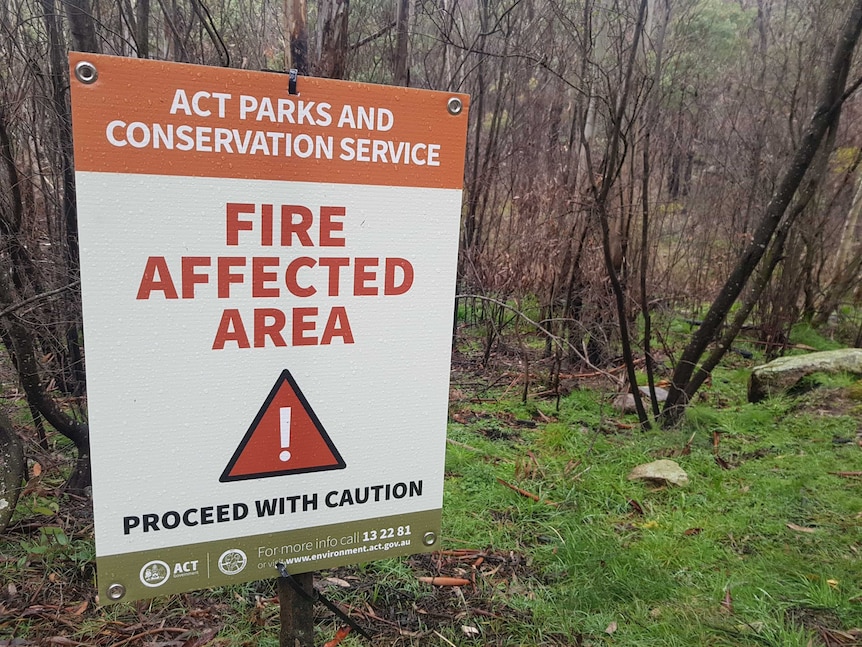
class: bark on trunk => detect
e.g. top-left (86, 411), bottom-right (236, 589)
top-left (1, 309), bottom-right (90, 492)
top-left (285, 0), bottom-right (309, 74)
top-left (0, 408), bottom-right (24, 533)
top-left (64, 0), bottom-right (99, 53)
top-left (394, 0), bottom-right (410, 85)
top-left (317, 0), bottom-right (349, 78)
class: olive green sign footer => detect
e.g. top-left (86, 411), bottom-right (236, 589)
top-left (97, 509), bottom-right (441, 604)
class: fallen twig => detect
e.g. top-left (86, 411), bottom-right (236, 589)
top-left (527, 450), bottom-right (545, 479)
top-left (437, 549), bottom-right (482, 557)
top-left (434, 630), bottom-right (459, 647)
top-left (496, 477), bottom-right (558, 506)
top-left (40, 638), bottom-right (88, 646)
top-left (362, 605), bottom-right (400, 628)
top-left (682, 431), bottom-right (696, 456)
top-left (569, 465), bottom-right (592, 480)
top-left (786, 523), bottom-right (816, 534)
top-left (323, 626), bottom-right (351, 647)
top-left (446, 438), bottom-right (482, 452)
top-left (418, 576), bottom-right (471, 587)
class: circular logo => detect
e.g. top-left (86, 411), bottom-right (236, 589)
top-left (218, 549), bottom-right (247, 576)
top-left (139, 560), bottom-right (170, 587)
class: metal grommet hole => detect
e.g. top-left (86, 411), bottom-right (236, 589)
top-left (75, 61), bottom-right (98, 84)
top-left (106, 583), bottom-right (126, 600)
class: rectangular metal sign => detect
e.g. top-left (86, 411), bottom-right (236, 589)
top-left (69, 53), bottom-right (469, 604)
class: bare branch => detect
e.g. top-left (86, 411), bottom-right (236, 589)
top-left (0, 281), bottom-right (79, 320)
top-left (456, 294), bottom-right (621, 384)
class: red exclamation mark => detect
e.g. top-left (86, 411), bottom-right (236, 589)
top-left (279, 407), bottom-right (291, 462)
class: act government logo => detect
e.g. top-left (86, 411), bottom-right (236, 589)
top-left (140, 560), bottom-right (170, 587)
top-left (218, 549), bottom-right (247, 576)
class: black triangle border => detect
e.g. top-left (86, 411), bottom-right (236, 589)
top-left (219, 369), bottom-right (347, 482)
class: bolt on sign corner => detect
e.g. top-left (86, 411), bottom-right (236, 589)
top-left (69, 53), bottom-right (469, 604)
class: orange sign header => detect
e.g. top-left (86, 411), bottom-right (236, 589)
top-left (69, 53), bottom-right (470, 189)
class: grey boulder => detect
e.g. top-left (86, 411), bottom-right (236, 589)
top-left (748, 348), bottom-right (862, 402)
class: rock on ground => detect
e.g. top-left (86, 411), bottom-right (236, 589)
top-left (748, 348), bottom-right (862, 402)
top-left (627, 459), bottom-right (689, 486)
top-left (613, 386), bottom-right (669, 413)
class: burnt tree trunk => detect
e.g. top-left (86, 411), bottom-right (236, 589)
top-left (285, 0), bottom-right (309, 74)
top-left (2, 309), bottom-right (90, 492)
top-left (317, 0), bottom-right (349, 78)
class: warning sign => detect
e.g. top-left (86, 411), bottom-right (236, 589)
top-left (220, 370), bottom-right (346, 481)
top-left (70, 53), bottom-right (468, 605)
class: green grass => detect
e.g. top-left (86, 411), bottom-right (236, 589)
top-left (434, 368), bottom-right (862, 645)
top-left (2, 360), bottom-right (861, 645)
top-left (790, 322), bottom-right (845, 352)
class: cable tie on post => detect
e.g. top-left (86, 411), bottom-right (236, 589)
top-left (288, 69), bottom-right (298, 95)
top-left (276, 563), bottom-right (372, 641)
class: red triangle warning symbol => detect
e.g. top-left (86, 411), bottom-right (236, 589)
top-left (220, 370), bottom-right (346, 482)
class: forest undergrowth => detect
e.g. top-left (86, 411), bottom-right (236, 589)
top-left (1, 320), bottom-right (861, 647)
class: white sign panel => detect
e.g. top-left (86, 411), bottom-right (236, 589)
top-left (70, 53), bottom-right (469, 603)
